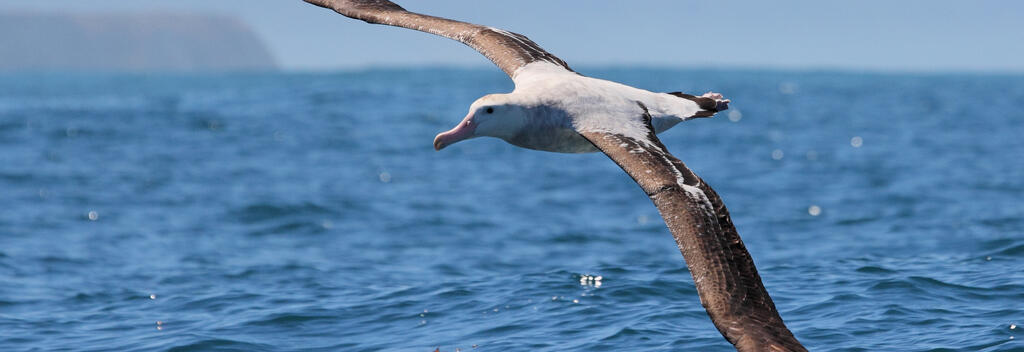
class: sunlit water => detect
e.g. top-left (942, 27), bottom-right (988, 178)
top-left (1, 69), bottom-right (1022, 351)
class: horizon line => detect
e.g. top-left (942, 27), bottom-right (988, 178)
top-left (2, 64), bottom-right (1022, 76)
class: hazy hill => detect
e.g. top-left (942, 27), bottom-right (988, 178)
top-left (0, 13), bottom-right (278, 72)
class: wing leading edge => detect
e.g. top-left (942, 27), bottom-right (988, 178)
top-left (303, 0), bottom-right (572, 77)
top-left (579, 104), bottom-right (806, 352)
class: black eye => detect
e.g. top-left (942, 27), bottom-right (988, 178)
top-left (485, 107), bottom-right (494, 114)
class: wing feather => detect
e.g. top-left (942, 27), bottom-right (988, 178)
top-left (578, 104), bottom-right (806, 352)
top-left (303, 0), bottom-right (572, 77)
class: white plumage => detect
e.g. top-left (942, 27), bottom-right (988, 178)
top-left (302, 1), bottom-right (805, 351)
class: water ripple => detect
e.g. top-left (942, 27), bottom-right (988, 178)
top-left (1, 70), bottom-right (1022, 351)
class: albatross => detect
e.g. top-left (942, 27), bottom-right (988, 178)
top-left (303, 1), bottom-right (806, 351)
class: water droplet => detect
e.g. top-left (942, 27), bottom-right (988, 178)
top-left (850, 136), bottom-right (863, 148)
top-left (727, 109), bottom-right (743, 122)
top-left (87, 211), bottom-right (99, 221)
top-left (771, 149), bottom-right (784, 160)
top-left (379, 171), bottom-right (392, 183)
top-left (808, 205), bottom-right (822, 216)
top-left (580, 274), bottom-right (604, 287)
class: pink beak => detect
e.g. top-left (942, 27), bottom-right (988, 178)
top-left (433, 112), bottom-right (476, 151)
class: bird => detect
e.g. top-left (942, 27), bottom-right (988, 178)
top-left (303, 1), bottom-right (806, 351)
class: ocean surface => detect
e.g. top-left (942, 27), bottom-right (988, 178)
top-left (0, 68), bottom-right (1022, 352)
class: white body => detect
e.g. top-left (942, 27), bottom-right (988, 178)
top-left (475, 62), bottom-right (708, 153)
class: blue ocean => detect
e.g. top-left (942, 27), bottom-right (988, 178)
top-left (0, 68), bottom-right (1021, 351)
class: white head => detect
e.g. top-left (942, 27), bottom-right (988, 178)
top-left (433, 94), bottom-right (527, 150)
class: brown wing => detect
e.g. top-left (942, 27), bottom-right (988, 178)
top-left (579, 104), bottom-right (806, 352)
top-left (303, 0), bottom-right (572, 77)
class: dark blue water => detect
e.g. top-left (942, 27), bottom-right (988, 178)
top-left (1, 68), bottom-right (1022, 351)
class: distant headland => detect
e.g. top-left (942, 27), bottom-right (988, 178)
top-left (0, 12), bottom-right (278, 72)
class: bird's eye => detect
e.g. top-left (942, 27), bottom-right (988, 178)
top-left (485, 107), bottom-right (494, 114)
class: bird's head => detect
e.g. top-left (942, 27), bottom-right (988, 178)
top-left (433, 94), bottom-right (526, 150)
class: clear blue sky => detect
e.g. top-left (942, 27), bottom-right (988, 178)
top-left (2, 0), bottom-right (1022, 72)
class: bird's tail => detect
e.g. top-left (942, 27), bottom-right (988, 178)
top-left (667, 91), bottom-right (730, 118)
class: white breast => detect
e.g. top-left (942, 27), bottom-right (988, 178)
top-left (505, 62), bottom-right (698, 153)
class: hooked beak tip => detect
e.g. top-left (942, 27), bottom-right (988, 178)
top-left (433, 114), bottom-right (475, 151)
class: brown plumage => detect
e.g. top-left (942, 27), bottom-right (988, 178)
top-left (580, 104), bottom-right (805, 351)
top-left (302, 1), bottom-right (807, 350)
top-left (303, 0), bottom-right (571, 77)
